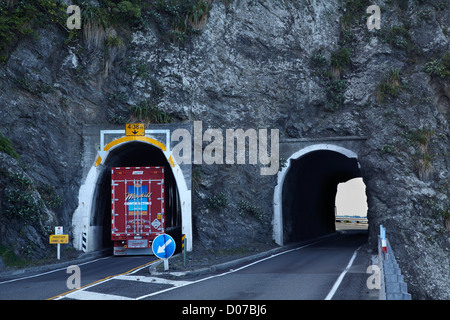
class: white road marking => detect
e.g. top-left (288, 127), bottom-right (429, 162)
top-left (54, 258), bottom-right (156, 300)
top-left (60, 266), bottom-right (191, 300)
top-left (68, 290), bottom-right (133, 300)
top-left (53, 237), bottom-right (359, 300)
top-left (135, 240), bottom-right (320, 300)
top-left (324, 245), bottom-right (361, 300)
top-left (115, 275), bottom-right (191, 287)
top-left (0, 256), bottom-right (112, 285)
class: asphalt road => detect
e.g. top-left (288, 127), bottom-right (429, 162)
top-left (0, 231), bottom-right (377, 301)
top-left (142, 231), bottom-right (375, 300)
top-left (0, 255), bottom-right (157, 300)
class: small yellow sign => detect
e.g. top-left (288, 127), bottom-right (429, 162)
top-left (126, 123), bottom-right (145, 136)
top-left (49, 234), bottom-right (69, 244)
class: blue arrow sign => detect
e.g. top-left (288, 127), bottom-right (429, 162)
top-left (152, 234), bottom-right (176, 259)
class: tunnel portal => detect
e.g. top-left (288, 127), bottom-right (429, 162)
top-left (92, 141), bottom-right (181, 250)
top-left (281, 150), bottom-right (362, 243)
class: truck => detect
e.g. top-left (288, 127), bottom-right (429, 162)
top-left (111, 167), bottom-right (166, 256)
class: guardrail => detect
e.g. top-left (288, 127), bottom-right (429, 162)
top-left (335, 216), bottom-right (368, 224)
top-left (378, 225), bottom-right (412, 300)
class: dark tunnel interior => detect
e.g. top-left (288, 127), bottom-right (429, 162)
top-left (92, 142), bottom-right (181, 249)
top-left (282, 150), bottom-right (362, 243)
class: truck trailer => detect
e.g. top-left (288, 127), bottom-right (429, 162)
top-left (111, 167), bottom-right (166, 256)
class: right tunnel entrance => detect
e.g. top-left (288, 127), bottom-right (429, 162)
top-left (281, 149), bottom-right (363, 243)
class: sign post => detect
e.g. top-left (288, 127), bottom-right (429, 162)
top-left (56, 226), bottom-right (62, 260)
top-left (380, 225), bottom-right (387, 253)
top-left (49, 227), bottom-right (69, 260)
top-left (181, 234), bottom-right (187, 268)
top-left (152, 234), bottom-right (176, 271)
top-left (182, 234), bottom-right (187, 267)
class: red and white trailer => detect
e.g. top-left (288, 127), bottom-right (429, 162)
top-left (111, 167), bottom-right (165, 256)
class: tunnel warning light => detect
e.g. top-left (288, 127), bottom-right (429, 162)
top-left (126, 123), bottom-right (145, 136)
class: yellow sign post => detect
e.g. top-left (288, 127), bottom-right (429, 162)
top-left (49, 234), bottom-right (69, 260)
top-left (49, 235), bottom-right (69, 244)
top-left (126, 123), bottom-right (145, 136)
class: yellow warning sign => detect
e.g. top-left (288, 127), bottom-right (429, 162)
top-left (126, 123), bottom-right (145, 136)
top-left (49, 235), bottom-right (69, 244)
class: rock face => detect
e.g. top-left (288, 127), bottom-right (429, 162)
top-left (0, 0), bottom-right (448, 299)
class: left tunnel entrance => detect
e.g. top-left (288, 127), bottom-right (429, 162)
top-left (92, 141), bottom-right (181, 251)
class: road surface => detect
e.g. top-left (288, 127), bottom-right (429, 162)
top-left (0, 255), bottom-right (156, 300)
top-left (0, 231), bottom-right (377, 301)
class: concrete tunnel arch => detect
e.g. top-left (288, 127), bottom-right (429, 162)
top-left (273, 144), bottom-right (363, 245)
top-left (72, 136), bottom-right (192, 253)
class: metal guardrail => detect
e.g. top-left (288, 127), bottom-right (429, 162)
top-left (378, 225), bottom-right (412, 300)
top-left (335, 217), bottom-right (368, 224)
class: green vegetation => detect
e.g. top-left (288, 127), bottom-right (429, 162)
top-left (422, 196), bottom-right (450, 231)
top-left (147, 0), bottom-right (211, 43)
top-left (106, 35), bottom-right (124, 48)
top-left (405, 128), bottom-right (435, 180)
top-left (331, 47), bottom-right (351, 70)
top-left (4, 173), bottom-right (43, 224)
top-left (341, 0), bottom-right (370, 28)
top-left (192, 167), bottom-right (202, 192)
top-left (0, 245), bottom-right (27, 268)
top-left (0, 133), bottom-right (19, 159)
top-left (78, 0), bottom-right (141, 28)
top-left (381, 144), bottom-right (395, 154)
top-left (376, 68), bottom-right (403, 103)
top-left (424, 51), bottom-right (450, 79)
top-left (0, 0), bottom-right (66, 60)
top-left (406, 128), bottom-right (434, 146)
top-left (111, 1), bottom-right (141, 22)
top-left (37, 183), bottom-right (62, 210)
top-left (108, 91), bottom-right (128, 103)
top-left (207, 192), bottom-right (228, 210)
top-left (129, 100), bottom-right (173, 124)
top-left (330, 47), bottom-right (351, 80)
top-left (237, 200), bottom-right (264, 220)
top-left (0, 0), bottom-right (211, 61)
top-left (311, 0), bottom-right (361, 112)
top-left (75, 0), bottom-right (211, 43)
top-left (310, 51), bottom-right (328, 78)
top-left (417, 152), bottom-right (433, 180)
top-left (326, 79), bottom-right (347, 112)
top-left (310, 48), bottom-right (349, 112)
top-left (384, 25), bottom-right (410, 50)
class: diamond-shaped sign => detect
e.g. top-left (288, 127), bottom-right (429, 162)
top-left (151, 219), bottom-right (161, 230)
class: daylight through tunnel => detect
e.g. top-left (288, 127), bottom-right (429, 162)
top-left (92, 141), bottom-right (181, 250)
top-left (281, 149), bottom-right (362, 243)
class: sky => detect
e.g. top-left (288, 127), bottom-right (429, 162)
top-left (335, 177), bottom-right (368, 217)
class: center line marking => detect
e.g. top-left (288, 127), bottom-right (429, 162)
top-left (49, 259), bottom-right (158, 300)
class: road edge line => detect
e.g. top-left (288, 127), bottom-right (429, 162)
top-left (324, 245), bottom-right (361, 300)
